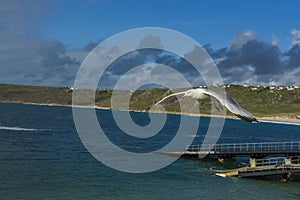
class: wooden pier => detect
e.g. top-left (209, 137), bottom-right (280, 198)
top-left (158, 141), bottom-right (300, 179)
top-left (214, 156), bottom-right (300, 179)
top-left (160, 141), bottom-right (300, 159)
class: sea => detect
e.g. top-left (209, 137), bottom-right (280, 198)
top-left (1, 102), bottom-right (300, 200)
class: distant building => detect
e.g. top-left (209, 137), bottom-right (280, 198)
top-left (277, 86), bottom-right (284, 90)
top-left (269, 86), bottom-right (276, 90)
top-left (69, 87), bottom-right (78, 91)
top-left (287, 86), bottom-right (295, 91)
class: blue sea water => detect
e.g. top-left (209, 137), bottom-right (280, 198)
top-left (1, 102), bottom-right (300, 200)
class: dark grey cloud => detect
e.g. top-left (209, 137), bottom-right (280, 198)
top-left (99, 31), bottom-right (300, 88)
top-left (203, 44), bottom-right (227, 59)
top-left (83, 39), bottom-right (103, 52)
top-left (95, 39), bottom-right (202, 89)
top-left (0, 0), bottom-right (48, 75)
top-left (83, 42), bottom-right (99, 52)
top-left (205, 31), bottom-right (300, 86)
top-left (0, 0), bottom-right (81, 87)
top-left (220, 40), bottom-right (282, 75)
top-left (38, 40), bottom-right (80, 69)
top-left (287, 44), bottom-right (300, 69)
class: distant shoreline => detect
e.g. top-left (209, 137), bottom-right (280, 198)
top-left (2, 100), bottom-right (299, 125)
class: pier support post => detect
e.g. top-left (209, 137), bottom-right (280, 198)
top-left (250, 158), bottom-right (256, 167)
top-left (282, 172), bottom-right (292, 181)
top-left (284, 157), bottom-right (292, 165)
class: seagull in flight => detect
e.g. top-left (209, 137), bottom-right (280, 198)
top-left (153, 88), bottom-right (258, 123)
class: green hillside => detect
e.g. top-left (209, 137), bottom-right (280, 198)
top-left (0, 84), bottom-right (299, 118)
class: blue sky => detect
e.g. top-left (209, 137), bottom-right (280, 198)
top-left (0, 0), bottom-right (300, 87)
top-left (43, 0), bottom-right (299, 50)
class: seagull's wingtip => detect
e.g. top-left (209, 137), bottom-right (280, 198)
top-left (235, 114), bottom-right (259, 123)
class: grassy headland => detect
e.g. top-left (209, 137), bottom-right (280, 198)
top-left (0, 84), bottom-right (299, 122)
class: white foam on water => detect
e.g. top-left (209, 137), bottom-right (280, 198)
top-left (0, 126), bottom-right (40, 131)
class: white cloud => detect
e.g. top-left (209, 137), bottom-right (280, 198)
top-left (138, 35), bottom-right (163, 49)
top-left (224, 66), bottom-right (300, 86)
top-left (291, 28), bottom-right (300, 46)
top-left (271, 34), bottom-right (280, 46)
top-left (230, 30), bottom-right (258, 51)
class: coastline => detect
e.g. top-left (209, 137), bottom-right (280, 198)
top-left (1, 100), bottom-right (300, 125)
top-left (258, 116), bottom-right (300, 125)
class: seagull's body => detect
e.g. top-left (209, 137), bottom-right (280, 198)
top-left (154, 88), bottom-right (258, 123)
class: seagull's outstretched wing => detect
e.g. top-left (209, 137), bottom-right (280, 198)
top-left (154, 91), bottom-right (187, 106)
top-left (201, 89), bottom-right (258, 123)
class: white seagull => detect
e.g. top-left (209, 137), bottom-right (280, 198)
top-left (153, 88), bottom-right (258, 123)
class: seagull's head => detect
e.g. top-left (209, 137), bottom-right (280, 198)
top-left (183, 89), bottom-right (197, 98)
top-left (183, 88), bottom-right (208, 99)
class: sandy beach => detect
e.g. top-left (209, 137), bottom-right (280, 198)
top-left (258, 116), bottom-right (300, 124)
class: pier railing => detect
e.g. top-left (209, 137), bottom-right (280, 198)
top-left (255, 156), bottom-right (300, 167)
top-left (186, 141), bottom-right (300, 153)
